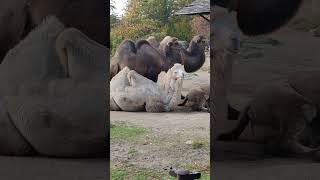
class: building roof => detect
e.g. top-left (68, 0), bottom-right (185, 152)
top-left (175, 0), bottom-right (210, 15)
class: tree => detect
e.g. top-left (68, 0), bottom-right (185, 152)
top-left (111, 0), bottom-right (196, 55)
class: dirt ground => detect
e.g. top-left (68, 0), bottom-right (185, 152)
top-left (214, 7), bottom-right (320, 179)
top-left (110, 62), bottom-right (210, 177)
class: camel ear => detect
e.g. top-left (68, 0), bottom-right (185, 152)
top-left (166, 42), bottom-right (173, 47)
top-left (236, 0), bottom-right (302, 35)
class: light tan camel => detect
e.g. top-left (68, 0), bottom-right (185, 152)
top-left (217, 71), bottom-right (320, 158)
top-left (212, 16), bottom-right (241, 123)
top-left (179, 84), bottom-right (210, 112)
top-left (110, 64), bottom-right (185, 112)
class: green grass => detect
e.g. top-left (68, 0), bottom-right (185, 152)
top-left (128, 147), bottom-right (138, 157)
top-left (179, 163), bottom-right (210, 180)
top-left (111, 164), bottom-right (167, 180)
top-left (192, 141), bottom-right (205, 149)
top-left (110, 122), bottom-right (147, 142)
top-left (189, 138), bottom-right (209, 150)
top-left (289, 17), bottom-right (320, 31)
top-left (111, 162), bottom-right (210, 180)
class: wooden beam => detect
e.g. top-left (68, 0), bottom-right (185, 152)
top-left (199, 14), bottom-right (210, 22)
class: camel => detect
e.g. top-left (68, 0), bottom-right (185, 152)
top-left (110, 64), bottom-right (185, 112)
top-left (0, 16), bottom-right (107, 157)
top-left (110, 35), bottom-right (207, 81)
top-left (0, 0), bottom-right (106, 62)
top-left (178, 84), bottom-right (210, 112)
top-left (110, 39), bottom-right (167, 82)
top-left (213, 0), bottom-right (303, 35)
top-left (211, 16), bottom-right (241, 122)
top-left (146, 36), bottom-right (160, 49)
top-left (217, 71), bottom-right (320, 158)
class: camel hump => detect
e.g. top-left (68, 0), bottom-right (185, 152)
top-left (135, 40), bottom-right (151, 49)
top-left (118, 40), bottom-right (137, 53)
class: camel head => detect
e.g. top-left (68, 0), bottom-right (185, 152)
top-left (160, 36), bottom-right (182, 55)
top-left (212, 18), bottom-right (240, 53)
top-left (188, 35), bottom-right (208, 53)
top-left (170, 63), bottom-right (185, 81)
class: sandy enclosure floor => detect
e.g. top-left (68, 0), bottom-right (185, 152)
top-left (110, 67), bottom-right (210, 172)
top-left (214, 24), bottom-right (320, 179)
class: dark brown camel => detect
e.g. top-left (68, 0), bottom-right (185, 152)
top-left (110, 35), bottom-right (207, 81)
top-left (110, 40), bottom-right (165, 82)
top-left (146, 36), bottom-right (160, 49)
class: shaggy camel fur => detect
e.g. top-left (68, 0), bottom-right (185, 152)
top-left (146, 36), bottom-right (160, 49)
top-left (212, 16), bottom-right (241, 122)
top-left (0, 16), bottom-right (107, 157)
top-left (110, 64), bottom-right (185, 112)
top-left (217, 76), bottom-right (320, 157)
top-left (110, 35), bottom-right (207, 82)
top-left (179, 84), bottom-right (210, 112)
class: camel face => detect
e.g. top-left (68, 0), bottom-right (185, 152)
top-left (172, 64), bottom-right (185, 80)
top-left (212, 18), bottom-right (240, 52)
top-left (191, 35), bottom-right (207, 51)
top-left (162, 36), bottom-right (182, 56)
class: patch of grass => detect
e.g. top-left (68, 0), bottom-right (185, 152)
top-left (111, 163), bottom-right (169, 180)
top-left (128, 147), bottom-right (138, 157)
top-left (188, 138), bottom-right (208, 150)
top-left (192, 141), bottom-right (205, 149)
top-left (111, 161), bottom-right (211, 180)
top-left (111, 169), bottom-right (127, 180)
top-left (179, 163), bottom-right (210, 180)
top-left (289, 18), bottom-right (320, 31)
top-left (110, 122), bottom-right (147, 142)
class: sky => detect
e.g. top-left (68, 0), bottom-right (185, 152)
top-left (112, 0), bottom-right (127, 16)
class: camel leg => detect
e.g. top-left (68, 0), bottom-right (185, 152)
top-left (217, 104), bottom-right (251, 141)
top-left (267, 114), bottom-right (319, 156)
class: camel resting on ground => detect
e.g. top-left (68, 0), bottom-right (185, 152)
top-left (110, 64), bottom-right (185, 112)
top-left (0, 16), bottom-right (107, 157)
top-left (178, 84), bottom-right (210, 112)
top-left (217, 71), bottom-right (320, 159)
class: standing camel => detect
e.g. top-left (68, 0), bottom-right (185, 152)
top-left (110, 35), bottom-right (207, 82)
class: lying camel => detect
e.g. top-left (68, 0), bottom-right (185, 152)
top-left (110, 64), bottom-right (185, 112)
top-left (179, 84), bottom-right (210, 112)
top-left (217, 73), bottom-right (320, 158)
top-left (0, 16), bottom-right (107, 157)
top-left (110, 35), bottom-right (207, 81)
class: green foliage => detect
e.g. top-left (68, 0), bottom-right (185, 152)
top-left (110, 0), bottom-right (197, 56)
